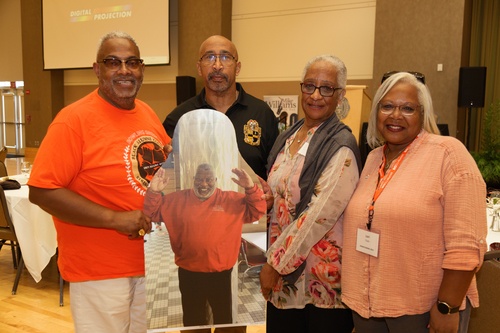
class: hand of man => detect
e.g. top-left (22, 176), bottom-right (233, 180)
top-left (149, 167), bottom-right (169, 193)
top-left (110, 210), bottom-right (152, 239)
top-left (231, 168), bottom-right (254, 190)
top-left (163, 144), bottom-right (173, 157)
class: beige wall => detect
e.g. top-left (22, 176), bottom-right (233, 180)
top-left (0, 0), bottom-right (23, 81)
top-left (64, 0), bottom-right (376, 85)
top-left (372, 0), bottom-right (469, 138)
top-left (232, 0), bottom-right (375, 82)
top-left (6, 0), bottom-right (473, 146)
top-left (63, 0), bottom-right (375, 125)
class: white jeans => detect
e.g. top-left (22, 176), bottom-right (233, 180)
top-left (70, 277), bottom-right (146, 333)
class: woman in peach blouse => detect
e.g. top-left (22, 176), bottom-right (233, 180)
top-left (342, 72), bottom-right (487, 333)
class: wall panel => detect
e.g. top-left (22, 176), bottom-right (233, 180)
top-left (232, 0), bottom-right (376, 82)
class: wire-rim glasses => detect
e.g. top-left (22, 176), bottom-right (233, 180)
top-left (378, 102), bottom-right (423, 116)
top-left (300, 83), bottom-right (342, 97)
top-left (199, 53), bottom-right (237, 66)
top-left (97, 57), bottom-right (144, 70)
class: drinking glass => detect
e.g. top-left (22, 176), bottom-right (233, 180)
top-left (21, 161), bottom-right (31, 176)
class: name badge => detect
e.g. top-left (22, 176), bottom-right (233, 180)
top-left (356, 228), bottom-right (380, 257)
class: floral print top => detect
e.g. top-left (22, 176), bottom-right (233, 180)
top-left (266, 125), bottom-right (359, 309)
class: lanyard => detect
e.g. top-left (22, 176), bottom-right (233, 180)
top-left (366, 142), bottom-right (413, 230)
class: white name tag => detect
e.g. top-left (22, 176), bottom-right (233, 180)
top-left (356, 228), bottom-right (380, 257)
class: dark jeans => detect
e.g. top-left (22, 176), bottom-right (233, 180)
top-left (352, 298), bottom-right (472, 333)
top-left (266, 301), bottom-right (354, 333)
top-left (178, 267), bottom-right (233, 327)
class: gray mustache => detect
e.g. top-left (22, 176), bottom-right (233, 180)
top-left (208, 72), bottom-right (228, 81)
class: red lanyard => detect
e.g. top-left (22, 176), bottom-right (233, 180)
top-left (366, 142), bottom-right (413, 230)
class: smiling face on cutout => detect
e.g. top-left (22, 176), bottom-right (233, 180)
top-left (376, 82), bottom-right (423, 152)
top-left (193, 164), bottom-right (217, 201)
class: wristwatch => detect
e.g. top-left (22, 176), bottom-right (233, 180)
top-left (436, 300), bottom-right (460, 314)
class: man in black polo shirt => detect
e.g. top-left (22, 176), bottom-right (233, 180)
top-left (163, 35), bottom-right (278, 181)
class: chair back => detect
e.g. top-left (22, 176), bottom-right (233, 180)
top-left (468, 250), bottom-right (500, 332)
top-left (0, 146), bottom-right (7, 163)
top-left (241, 238), bottom-right (267, 267)
top-left (0, 161), bottom-right (8, 178)
top-left (0, 187), bottom-right (17, 241)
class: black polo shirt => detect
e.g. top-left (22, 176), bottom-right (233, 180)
top-left (163, 83), bottom-right (279, 180)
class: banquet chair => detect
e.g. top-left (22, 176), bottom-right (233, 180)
top-left (0, 146), bottom-right (7, 163)
top-left (56, 248), bottom-right (65, 306)
top-left (0, 187), bottom-right (24, 295)
top-left (467, 250), bottom-right (500, 333)
top-left (239, 238), bottom-right (267, 289)
top-left (0, 160), bottom-right (8, 177)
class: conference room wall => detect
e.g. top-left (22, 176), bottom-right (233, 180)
top-left (64, 0), bottom-right (376, 124)
top-left (9, 0), bottom-right (471, 148)
top-left (64, 0), bottom-right (468, 140)
top-left (0, 0), bottom-right (23, 81)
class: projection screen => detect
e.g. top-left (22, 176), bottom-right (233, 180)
top-left (42, 1), bottom-right (170, 69)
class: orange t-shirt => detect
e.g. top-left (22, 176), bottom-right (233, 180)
top-left (28, 89), bottom-right (170, 282)
top-left (143, 187), bottom-right (266, 272)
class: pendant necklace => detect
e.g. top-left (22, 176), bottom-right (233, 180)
top-left (295, 126), bottom-right (307, 144)
top-left (384, 147), bottom-right (405, 173)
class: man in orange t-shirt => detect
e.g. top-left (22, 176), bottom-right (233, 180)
top-left (28, 31), bottom-right (170, 333)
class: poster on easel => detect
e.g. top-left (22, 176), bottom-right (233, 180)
top-left (264, 95), bottom-right (299, 133)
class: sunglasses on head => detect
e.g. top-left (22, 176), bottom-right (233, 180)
top-left (381, 71), bottom-right (426, 85)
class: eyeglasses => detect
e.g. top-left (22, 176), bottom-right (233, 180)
top-left (381, 71), bottom-right (426, 84)
top-left (378, 102), bottom-right (423, 116)
top-left (300, 83), bottom-right (342, 97)
top-left (199, 53), bottom-right (237, 66)
top-left (97, 57), bottom-right (144, 70)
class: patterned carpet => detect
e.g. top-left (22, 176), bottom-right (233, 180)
top-left (145, 223), bottom-right (266, 331)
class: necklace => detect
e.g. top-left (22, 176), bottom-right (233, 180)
top-left (384, 147), bottom-right (405, 172)
top-left (294, 126), bottom-right (308, 144)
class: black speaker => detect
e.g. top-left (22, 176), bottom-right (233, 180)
top-left (458, 67), bottom-right (486, 107)
top-left (359, 122), bottom-right (371, 168)
top-left (437, 124), bottom-right (449, 136)
top-left (176, 76), bottom-right (196, 105)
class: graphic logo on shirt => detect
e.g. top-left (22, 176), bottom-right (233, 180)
top-left (212, 205), bottom-right (225, 212)
top-left (243, 119), bottom-right (261, 146)
top-left (125, 133), bottom-right (166, 195)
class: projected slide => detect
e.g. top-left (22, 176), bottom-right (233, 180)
top-left (42, 1), bottom-right (170, 69)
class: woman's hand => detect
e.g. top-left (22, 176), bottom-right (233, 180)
top-left (149, 167), bottom-right (169, 193)
top-left (428, 302), bottom-right (460, 333)
top-left (257, 176), bottom-right (274, 210)
top-left (260, 263), bottom-right (280, 300)
top-left (231, 168), bottom-right (254, 190)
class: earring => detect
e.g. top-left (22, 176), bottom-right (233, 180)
top-left (335, 97), bottom-right (350, 120)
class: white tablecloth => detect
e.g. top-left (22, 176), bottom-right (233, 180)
top-left (487, 208), bottom-right (500, 249)
top-left (5, 185), bottom-right (57, 282)
top-left (242, 232), bottom-right (266, 252)
top-left (242, 212), bottom-right (500, 253)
